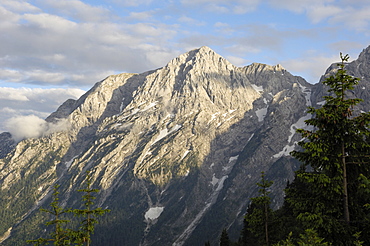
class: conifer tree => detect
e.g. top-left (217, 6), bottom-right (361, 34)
top-left (27, 171), bottom-right (110, 246)
top-left (289, 53), bottom-right (370, 244)
top-left (245, 171), bottom-right (274, 245)
top-left (274, 229), bottom-right (330, 246)
top-left (220, 228), bottom-right (231, 246)
top-left (27, 185), bottom-right (71, 245)
top-left (71, 171), bottom-right (110, 246)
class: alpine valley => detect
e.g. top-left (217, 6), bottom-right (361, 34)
top-left (1, 46), bottom-right (370, 245)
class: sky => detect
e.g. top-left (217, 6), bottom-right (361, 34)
top-left (0, 0), bottom-right (369, 135)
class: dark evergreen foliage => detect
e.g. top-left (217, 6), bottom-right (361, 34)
top-left (220, 228), bottom-right (231, 246)
top-left (287, 54), bottom-right (370, 244)
top-left (69, 171), bottom-right (110, 246)
top-left (232, 54), bottom-right (370, 246)
top-left (26, 171), bottom-right (110, 246)
top-left (27, 185), bottom-right (71, 246)
top-left (244, 172), bottom-right (274, 246)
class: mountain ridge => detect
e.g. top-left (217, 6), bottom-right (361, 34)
top-left (1, 45), bottom-right (370, 245)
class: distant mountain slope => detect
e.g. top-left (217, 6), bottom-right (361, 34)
top-left (1, 45), bottom-right (369, 246)
top-left (0, 132), bottom-right (15, 159)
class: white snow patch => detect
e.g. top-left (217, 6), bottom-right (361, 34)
top-left (208, 112), bottom-right (220, 124)
top-left (145, 206), bottom-right (164, 221)
top-left (65, 155), bottom-right (78, 168)
top-left (273, 113), bottom-right (313, 158)
top-left (151, 125), bottom-right (182, 145)
top-left (256, 107), bottom-right (268, 122)
top-left (143, 101), bottom-right (157, 111)
top-left (273, 144), bottom-right (296, 158)
top-left (131, 108), bottom-right (140, 115)
top-left (229, 155), bottom-right (239, 163)
top-left (164, 114), bottom-right (175, 120)
top-left (317, 100), bottom-right (325, 106)
top-left (288, 114), bottom-right (311, 143)
top-left (225, 116), bottom-right (235, 122)
top-left (173, 160), bottom-right (234, 245)
top-left (215, 175), bottom-right (228, 192)
top-left (171, 124), bottom-right (182, 132)
top-left (119, 101), bottom-right (125, 112)
top-left (223, 155), bottom-right (239, 172)
top-left (251, 84), bottom-right (263, 93)
top-left (298, 83), bottom-right (312, 107)
top-left (181, 150), bottom-right (190, 160)
top-left (211, 174), bottom-right (219, 186)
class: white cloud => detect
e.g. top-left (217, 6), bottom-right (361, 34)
top-left (39, 0), bottom-right (111, 22)
top-left (0, 2), bottom-right (180, 87)
top-left (225, 44), bottom-right (261, 55)
top-left (4, 115), bottom-right (70, 142)
top-left (268, 0), bottom-right (370, 31)
top-left (331, 41), bottom-right (366, 53)
top-left (268, 0), bottom-right (335, 13)
top-left (282, 53), bottom-right (339, 83)
top-left (180, 0), bottom-right (261, 14)
top-left (226, 55), bottom-right (249, 67)
top-left (178, 15), bottom-right (206, 26)
top-left (0, 87), bottom-right (85, 103)
top-left (329, 6), bottom-right (370, 31)
top-left (111, 0), bottom-right (154, 7)
top-left (5, 115), bottom-right (47, 141)
top-left (1, 0), bottom-right (41, 13)
top-left (307, 5), bottom-right (342, 24)
top-left (23, 13), bottom-right (77, 31)
top-left (0, 87), bottom-right (85, 133)
top-left (128, 11), bottom-right (154, 20)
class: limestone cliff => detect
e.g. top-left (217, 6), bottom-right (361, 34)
top-left (1, 46), bottom-right (370, 246)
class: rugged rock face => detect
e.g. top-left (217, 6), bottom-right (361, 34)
top-left (0, 132), bottom-right (16, 159)
top-left (0, 45), bottom-right (369, 245)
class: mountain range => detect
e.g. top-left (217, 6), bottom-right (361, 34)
top-left (1, 45), bottom-right (370, 245)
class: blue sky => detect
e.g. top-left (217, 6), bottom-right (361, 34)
top-left (0, 0), bottom-right (369, 133)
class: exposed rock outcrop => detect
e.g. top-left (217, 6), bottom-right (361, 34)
top-left (1, 45), bottom-right (370, 246)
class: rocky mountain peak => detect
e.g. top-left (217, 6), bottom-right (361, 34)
top-left (357, 45), bottom-right (370, 61)
top-left (2, 45), bottom-right (370, 246)
top-left (167, 46), bottom-right (235, 74)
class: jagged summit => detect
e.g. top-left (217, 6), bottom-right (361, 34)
top-left (2, 45), bottom-right (370, 246)
top-left (357, 44), bottom-right (370, 60)
top-left (167, 46), bottom-right (235, 75)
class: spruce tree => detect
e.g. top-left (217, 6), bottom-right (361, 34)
top-left (220, 228), bottom-right (231, 246)
top-left (71, 171), bottom-right (110, 246)
top-left (27, 185), bottom-right (71, 245)
top-left (289, 53), bottom-right (370, 244)
top-left (27, 171), bottom-right (110, 246)
top-left (245, 171), bottom-right (274, 245)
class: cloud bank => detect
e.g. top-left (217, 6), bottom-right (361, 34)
top-left (1, 0), bottom-right (369, 88)
top-left (0, 87), bottom-right (85, 134)
top-left (4, 115), bottom-right (70, 142)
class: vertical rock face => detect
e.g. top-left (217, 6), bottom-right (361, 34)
top-left (0, 132), bottom-right (15, 159)
top-left (0, 45), bottom-right (369, 245)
